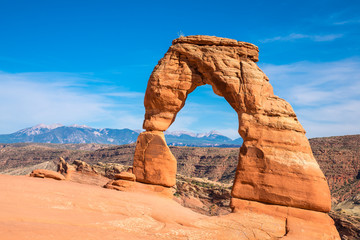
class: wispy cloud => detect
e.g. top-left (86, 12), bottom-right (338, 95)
top-left (333, 18), bottom-right (360, 25)
top-left (0, 70), bottom-right (240, 138)
top-left (260, 58), bottom-right (360, 137)
top-left (261, 33), bottom-right (343, 43)
top-left (0, 71), bottom-right (144, 133)
top-left (104, 92), bottom-right (144, 98)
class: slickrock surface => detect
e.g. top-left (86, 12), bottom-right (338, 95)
top-left (0, 175), bottom-right (340, 240)
top-left (231, 198), bottom-right (340, 239)
top-left (135, 35), bottom-right (331, 213)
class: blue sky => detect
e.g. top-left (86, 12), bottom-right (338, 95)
top-left (0, 0), bottom-right (359, 139)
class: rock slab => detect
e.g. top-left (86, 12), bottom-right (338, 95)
top-left (114, 172), bottom-right (136, 181)
top-left (30, 169), bottom-right (65, 180)
top-left (231, 198), bottom-right (340, 239)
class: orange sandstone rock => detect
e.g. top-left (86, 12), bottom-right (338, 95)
top-left (57, 157), bottom-right (76, 176)
top-left (57, 157), bottom-right (68, 174)
top-left (133, 131), bottom-right (177, 187)
top-left (104, 179), bottom-right (174, 198)
top-left (57, 158), bottom-right (109, 186)
top-left (231, 198), bottom-right (340, 239)
top-left (29, 169), bottom-right (65, 180)
top-left (114, 172), bottom-right (136, 181)
top-left (136, 35), bottom-right (331, 212)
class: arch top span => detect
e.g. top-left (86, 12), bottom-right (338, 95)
top-left (143, 35), bottom-right (271, 132)
top-left (134, 35), bottom-right (332, 213)
top-left (172, 35), bottom-right (259, 62)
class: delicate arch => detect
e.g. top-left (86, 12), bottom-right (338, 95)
top-left (133, 35), bottom-right (331, 212)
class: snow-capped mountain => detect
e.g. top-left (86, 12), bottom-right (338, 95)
top-left (17, 123), bottom-right (64, 136)
top-left (164, 130), bottom-right (223, 138)
top-left (0, 124), bottom-right (243, 147)
top-left (0, 124), bottom-right (138, 145)
top-left (165, 130), bottom-right (242, 147)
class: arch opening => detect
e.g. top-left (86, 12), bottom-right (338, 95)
top-left (166, 83), bottom-right (240, 142)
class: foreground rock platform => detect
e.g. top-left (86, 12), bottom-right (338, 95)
top-left (0, 175), bottom-right (340, 240)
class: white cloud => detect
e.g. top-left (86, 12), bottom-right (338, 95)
top-left (0, 71), bottom-right (144, 133)
top-left (333, 19), bottom-right (360, 25)
top-left (0, 70), bottom-right (239, 138)
top-left (260, 58), bottom-right (360, 138)
top-left (261, 33), bottom-right (343, 43)
top-left (104, 92), bottom-right (144, 98)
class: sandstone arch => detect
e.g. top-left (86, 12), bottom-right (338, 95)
top-left (133, 35), bottom-right (331, 213)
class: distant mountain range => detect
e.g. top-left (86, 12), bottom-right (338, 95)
top-left (0, 124), bottom-right (242, 147)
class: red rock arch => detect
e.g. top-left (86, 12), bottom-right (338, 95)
top-left (133, 35), bottom-right (331, 212)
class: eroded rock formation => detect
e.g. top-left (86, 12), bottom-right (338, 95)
top-left (133, 35), bottom-right (339, 237)
top-left (134, 35), bottom-right (330, 210)
top-left (29, 169), bottom-right (65, 180)
top-left (133, 131), bottom-right (177, 187)
top-left (56, 157), bottom-right (109, 186)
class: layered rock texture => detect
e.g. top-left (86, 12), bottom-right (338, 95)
top-left (133, 131), bottom-right (177, 187)
top-left (29, 169), bottom-right (65, 180)
top-left (132, 35), bottom-right (338, 238)
top-left (135, 35), bottom-right (331, 209)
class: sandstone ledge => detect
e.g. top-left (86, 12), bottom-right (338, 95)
top-left (172, 35), bottom-right (259, 62)
top-left (172, 35), bottom-right (258, 50)
top-left (231, 198), bottom-right (340, 239)
top-left (104, 179), bottom-right (174, 198)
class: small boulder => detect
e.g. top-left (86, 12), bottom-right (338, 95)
top-left (30, 169), bottom-right (65, 181)
top-left (114, 172), bottom-right (136, 181)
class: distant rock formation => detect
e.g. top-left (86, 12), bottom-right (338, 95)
top-left (133, 35), bottom-right (339, 238)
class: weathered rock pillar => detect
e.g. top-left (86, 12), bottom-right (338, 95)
top-left (133, 131), bottom-right (177, 187)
